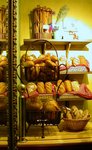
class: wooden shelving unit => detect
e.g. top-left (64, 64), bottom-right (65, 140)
top-left (20, 39), bottom-right (92, 51)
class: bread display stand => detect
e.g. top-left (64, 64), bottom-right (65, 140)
top-left (19, 39), bottom-right (92, 141)
top-left (18, 39), bottom-right (62, 139)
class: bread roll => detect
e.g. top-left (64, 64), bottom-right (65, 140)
top-left (64, 80), bottom-right (72, 92)
top-left (43, 99), bottom-right (60, 112)
top-left (34, 54), bottom-right (46, 64)
top-left (21, 54), bottom-right (36, 62)
top-left (66, 111), bottom-right (72, 119)
top-left (0, 55), bottom-right (8, 62)
top-left (71, 57), bottom-right (80, 66)
top-left (45, 82), bottom-right (52, 94)
top-left (0, 61), bottom-right (8, 67)
top-left (26, 82), bottom-right (37, 94)
top-left (78, 56), bottom-right (88, 66)
top-left (26, 97), bottom-right (43, 111)
top-left (22, 60), bottom-right (34, 67)
top-left (57, 80), bottom-right (66, 94)
top-left (51, 55), bottom-right (58, 62)
top-left (0, 82), bottom-right (7, 94)
top-left (45, 60), bottom-right (57, 68)
top-left (0, 55), bottom-right (8, 67)
top-left (37, 82), bottom-right (46, 94)
top-left (71, 81), bottom-right (80, 91)
top-left (35, 64), bottom-right (40, 76)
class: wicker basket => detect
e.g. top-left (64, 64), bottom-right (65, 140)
top-left (63, 117), bottom-right (90, 131)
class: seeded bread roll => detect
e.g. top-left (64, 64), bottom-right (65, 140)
top-left (37, 82), bottom-right (46, 94)
top-left (64, 80), bottom-right (72, 92)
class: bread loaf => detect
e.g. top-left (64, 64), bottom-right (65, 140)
top-left (51, 55), bottom-right (58, 62)
top-left (45, 82), bottom-right (52, 94)
top-left (37, 82), bottom-right (46, 94)
top-left (71, 81), bottom-right (80, 91)
top-left (26, 97), bottom-right (43, 111)
top-left (26, 82), bottom-right (37, 94)
top-left (64, 80), bottom-right (72, 92)
top-left (57, 80), bottom-right (66, 94)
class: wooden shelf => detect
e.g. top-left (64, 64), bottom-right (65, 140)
top-left (57, 94), bottom-right (86, 101)
top-left (20, 93), bottom-right (87, 101)
top-left (17, 122), bottom-right (92, 146)
top-left (60, 70), bottom-right (92, 74)
top-left (20, 39), bottom-right (92, 51)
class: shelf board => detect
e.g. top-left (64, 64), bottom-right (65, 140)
top-left (57, 94), bottom-right (86, 101)
top-left (17, 122), bottom-right (92, 146)
top-left (20, 39), bottom-right (92, 51)
top-left (60, 71), bottom-right (92, 74)
top-left (20, 93), bottom-right (87, 101)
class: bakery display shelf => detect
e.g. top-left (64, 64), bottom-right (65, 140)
top-left (60, 71), bottom-right (92, 74)
top-left (57, 93), bottom-right (86, 101)
top-left (17, 121), bottom-right (92, 146)
top-left (60, 70), bottom-right (88, 74)
top-left (21, 93), bottom-right (86, 101)
top-left (20, 39), bottom-right (92, 51)
top-left (20, 94), bottom-right (54, 99)
top-left (19, 96), bottom-right (61, 138)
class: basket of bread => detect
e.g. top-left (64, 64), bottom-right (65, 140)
top-left (26, 97), bottom-right (61, 125)
top-left (20, 53), bottom-right (59, 82)
top-left (62, 105), bottom-right (91, 131)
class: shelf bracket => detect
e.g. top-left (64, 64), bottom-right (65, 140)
top-left (66, 42), bottom-right (71, 68)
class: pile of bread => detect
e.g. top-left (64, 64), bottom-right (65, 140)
top-left (62, 105), bottom-right (90, 120)
top-left (59, 55), bottom-right (89, 68)
top-left (21, 53), bottom-right (58, 81)
top-left (26, 97), bottom-right (61, 120)
top-left (20, 80), bottom-right (80, 98)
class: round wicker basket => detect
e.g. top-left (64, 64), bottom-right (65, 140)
top-left (63, 117), bottom-right (91, 131)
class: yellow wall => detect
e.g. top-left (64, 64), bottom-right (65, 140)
top-left (19, 0), bottom-right (92, 44)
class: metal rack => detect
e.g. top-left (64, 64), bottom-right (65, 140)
top-left (18, 39), bottom-right (62, 139)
